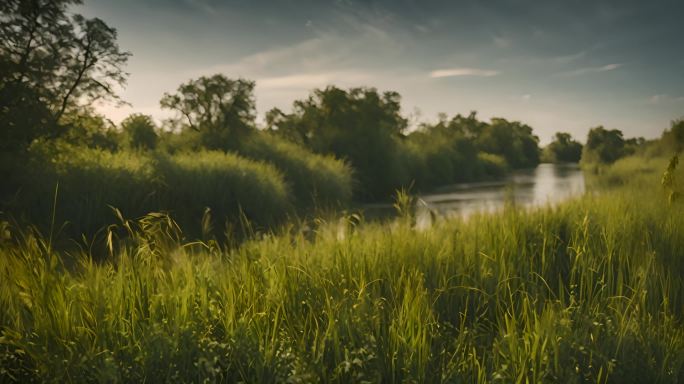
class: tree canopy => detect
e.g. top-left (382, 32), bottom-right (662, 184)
top-left (0, 0), bottom-right (129, 150)
top-left (160, 74), bottom-right (255, 150)
top-left (121, 113), bottom-right (158, 150)
top-left (582, 126), bottom-right (626, 164)
top-left (267, 86), bottom-right (409, 199)
top-left (661, 119), bottom-right (684, 153)
top-left (543, 132), bottom-right (583, 163)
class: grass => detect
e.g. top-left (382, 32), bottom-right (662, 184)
top-left (1, 145), bottom-right (294, 242)
top-left (1, 138), bottom-right (355, 242)
top-left (1, 154), bottom-right (684, 382)
top-left (239, 132), bottom-right (353, 208)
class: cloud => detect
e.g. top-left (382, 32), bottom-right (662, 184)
top-left (414, 24), bottom-right (430, 34)
top-left (493, 35), bottom-right (511, 48)
top-left (649, 94), bottom-right (666, 104)
top-left (193, 13), bottom-right (407, 80)
top-left (648, 94), bottom-right (684, 105)
top-left (429, 67), bottom-right (500, 78)
top-left (558, 63), bottom-right (622, 77)
top-left (552, 51), bottom-right (587, 64)
top-left (183, 0), bottom-right (217, 15)
top-left (224, 38), bottom-right (328, 74)
top-left (257, 71), bottom-right (372, 90)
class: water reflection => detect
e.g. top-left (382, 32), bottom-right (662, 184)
top-left (419, 163), bottom-right (585, 219)
top-left (364, 163), bottom-right (585, 221)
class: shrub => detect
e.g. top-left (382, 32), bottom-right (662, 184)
top-left (156, 150), bottom-right (291, 231)
top-left (239, 132), bottom-right (353, 208)
top-left (477, 152), bottom-right (509, 178)
top-left (121, 114), bottom-right (158, 150)
top-left (1, 145), bottom-right (292, 240)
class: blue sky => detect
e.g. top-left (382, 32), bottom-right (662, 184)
top-left (79, 0), bottom-right (684, 143)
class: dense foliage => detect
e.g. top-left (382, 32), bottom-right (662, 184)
top-left (581, 126), bottom-right (645, 165)
top-left (542, 132), bottom-right (583, 163)
top-left (661, 119), bottom-right (684, 154)
top-left (1, 145), bottom-right (293, 242)
top-left (268, 95), bottom-right (542, 199)
top-left (160, 75), bottom-right (256, 151)
top-left (1, 152), bottom-right (683, 383)
top-left (0, 0), bottom-right (129, 150)
top-left (120, 114), bottom-right (158, 151)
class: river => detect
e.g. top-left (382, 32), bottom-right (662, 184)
top-left (363, 163), bottom-right (586, 221)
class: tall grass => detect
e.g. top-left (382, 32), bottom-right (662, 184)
top-left (0, 144), bottom-right (292, 241)
top-left (239, 132), bottom-right (353, 208)
top-left (1, 154), bottom-right (683, 382)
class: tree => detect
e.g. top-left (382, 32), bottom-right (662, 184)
top-left (53, 15), bottom-right (130, 123)
top-left (476, 118), bottom-right (540, 168)
top-left (0, 82), bottom-right (53, 151)
top-left (160, 74), bottom-right (255, 150)
top-left (268, 86), bottom-right (409, 200)
top-left (543, 132), bottom-right (583, 163)
top-left (582, 126), bottom-right (626, 164)
top-left (121, 114), bottom-right (157, 150)
top-left (1, 0), bottom-right (130, 149)
top-left (661, 119), bottom-right (684, 153)
top-left (59, 107), bottom-right (120, 151)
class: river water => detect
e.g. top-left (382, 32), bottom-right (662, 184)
top-left (363, 163), bottom-right (586, 221)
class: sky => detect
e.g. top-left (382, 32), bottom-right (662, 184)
top-left (78, 0), bottom-right (684, 144)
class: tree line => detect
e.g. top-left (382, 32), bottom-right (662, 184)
top-left (3, 0), bottom-right (676, 211)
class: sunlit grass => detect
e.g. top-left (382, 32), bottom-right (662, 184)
top-left (1, 155), bottom-right (683, 382)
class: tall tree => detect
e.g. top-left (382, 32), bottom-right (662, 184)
top-left (160, 75), bottom-right (256, 150)
top-left (476, 118), bottom-right (540, 168)
top-left (268, 86), bottom-right (409, 199)
top-left (53, 15), bottom-right (130, 123)
top-left (582, 126), bottom-right (626, 164)
top-left (544, 132), bottom-right (583, 163)
top-left (661, 119), bottom-right (684, 153)
top-left (1, 0), bottom-right (129, 149)
top-left (121, 113), bottom-right (158, 150)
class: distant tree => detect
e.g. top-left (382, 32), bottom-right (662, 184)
top-left (407, 113), bottom-right (483, 184)
top-left (160, 74), bottom-right (255, 150)
top-left (452, 111), bottom-right (487, 139)
top-left (543, 132), bottom-right (583, 163)
top-left (265, 107), bottom-right (309, 146)
top-left (59, 108), bottom-right (120, 151)
top-left (476, 118), bottom-right (540, 168)
top-left (582, 126), bottom-right (626, 164)
top-left (661, 119), bottom-right (684, 153)
top-left (121, 114), bottom-right (157, 150)
top-left (0, 0), bottom-right (130, 149)
top-left (268, 86), bottom-right (409, 200)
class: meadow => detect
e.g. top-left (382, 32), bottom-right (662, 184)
top-left (1, 153), bottom-right (683, 383)
top-left (3, 1), bottom-right (684, 382)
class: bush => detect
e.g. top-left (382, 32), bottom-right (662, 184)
top-left (121, 114), bottom-right (158, 150)
top-left (476, 152), bottom-right (509, 178)
top-left (239, 132), bottom-right (353, 208)
top-left (542, 132), bottom-right (583, 163)
top-left (661, 119), bottom-right (684, 154)
top-left (156, 150), bottom-right (291, 231)
top-left (1, 144), bottom-right (292, 240)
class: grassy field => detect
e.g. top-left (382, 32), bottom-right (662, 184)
top-left (1, 154), bottom-right (683, 383)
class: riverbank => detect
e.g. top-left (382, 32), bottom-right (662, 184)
top-left (362, 163), bottom-right (585, 221)
top-left (1, 154), bottom-right (682, 382)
